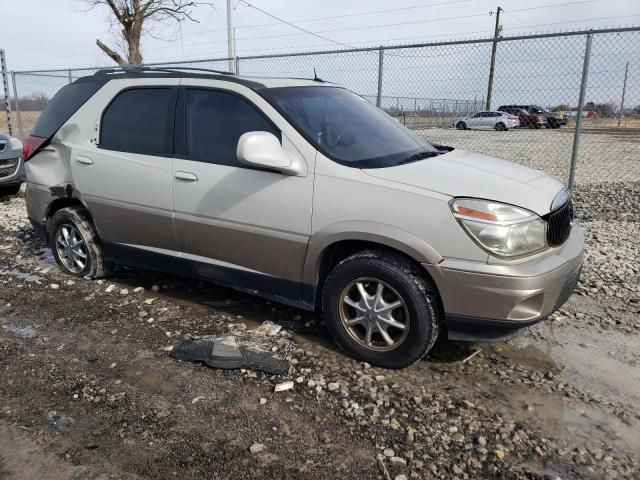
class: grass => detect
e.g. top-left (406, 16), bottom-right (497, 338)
top-left (0, 111), bottom-right (41, 137)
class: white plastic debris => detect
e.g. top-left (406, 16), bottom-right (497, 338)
top-left (274, 380), bottom-right (294, 392)
top-left (256, 320), bottom-right (282, 336)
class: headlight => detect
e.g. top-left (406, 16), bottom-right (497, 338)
top-left (450, 198), bottom-right (547, 258)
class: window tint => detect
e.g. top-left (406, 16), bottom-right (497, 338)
top-left (185, 89), bottom-right (279, 166)
top-left (32, 79), bottom-right (107, 138)
top-left (100, 88), bottom-right (175, 156)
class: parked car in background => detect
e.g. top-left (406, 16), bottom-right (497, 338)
top-left (498, 104), bottom-right (566, 128)
top-left (23, 67), bottom-right (583, 368)
top-left (454, 111), bottom-right (520, 131)
top-left (0, 133), bottom-right (24, 196)
top-left (497, 106), bottom-right (546, 129)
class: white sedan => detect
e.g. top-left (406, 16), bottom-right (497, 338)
top-left (454, 111), bottom-right (520, 131)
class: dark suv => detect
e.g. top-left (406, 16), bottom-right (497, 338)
top-left (498, 105), bottom-right (567, 129)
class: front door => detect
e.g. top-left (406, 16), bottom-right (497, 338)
top-left (171, 83), bottom-right (314, 301)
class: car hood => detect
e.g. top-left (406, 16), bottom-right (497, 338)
top-left (363, 149), bottom-right (564, 216)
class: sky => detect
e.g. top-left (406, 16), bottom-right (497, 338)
top-left (3, 0), bottom-right (640, 71)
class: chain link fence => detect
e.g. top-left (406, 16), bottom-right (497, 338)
top-left (3, 27), bottom-right (639, 190)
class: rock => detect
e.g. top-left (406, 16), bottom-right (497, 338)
top-left (119, 289), bottom-right (129, 295)
top-left (259, 398), bottom-right (267, 405)
top-left (133, 286), bottom-right (144, 293)
top-left (49, 283), bottom-right (59, 289)
top-left (477, 436), bottom-right (487, 447)
top-left (274, 381), bottom-right (294, 392)
top-left (105, 285), bottom-right (115, 293)
top-left (328, 382), bottom-right (340, 391)
top-left (191, 396), bottom-right (206, 404)
top-left (495, 449), bottom-right (506, 460)
top-left (250, 443), bottom-right (264, 454)
top-left (383, 448), bottom-right (395, 457)
top-left (390, 456), bottom-right (407, 467)
top-left (395, 475), bottom-right (407, 480)
top-left (144, 298), bottom-right (155, 305)
top-left (151, 285), bottom-right (160, 292)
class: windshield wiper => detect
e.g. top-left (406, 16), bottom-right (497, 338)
top-left (398, 151), bottom-right (442, 165)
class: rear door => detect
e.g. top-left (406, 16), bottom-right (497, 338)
top-left (171, 81), bottom-right (314, 300)
top-left (70, 79), bottom-right (179, 252)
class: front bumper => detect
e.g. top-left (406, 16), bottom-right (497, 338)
top-left (0, 156), bottom-right (25, 186)
top-left (424, 224), bottom-right (584, 342)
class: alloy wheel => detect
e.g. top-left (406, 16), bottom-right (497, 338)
top-left (339, 278), bottom-right (410, 352)
top-left (55, 223), bottom-right (88, 274)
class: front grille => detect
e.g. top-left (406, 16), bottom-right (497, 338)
top-left (546, 199), bottom-right (573, 247)
top-left (0, 158), bottom-right (19, 179)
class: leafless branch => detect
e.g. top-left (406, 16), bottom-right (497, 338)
top-left (96, 39), bottom-right (129, 66)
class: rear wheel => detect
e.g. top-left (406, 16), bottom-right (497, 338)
top-left (456, 121), bottom-right (467, 130)
top-left (49, 206), bottom-right (111, 278)
top-left (322, 250), bottom-right (441, 368)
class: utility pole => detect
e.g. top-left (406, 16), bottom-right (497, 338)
top-left (486, 6), bottom-right (502, 110)
top-left (227, 0), bottom-right (234, 73)
top-left (617, 61), bottom-right (629, 128)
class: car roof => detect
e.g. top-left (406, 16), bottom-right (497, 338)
top-left (80, 66), bottom-right (334, 92)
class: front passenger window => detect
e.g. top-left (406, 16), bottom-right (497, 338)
top-left (185, 89), bottom-right (280, 167)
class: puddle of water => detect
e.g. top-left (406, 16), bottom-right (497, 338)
top-left (119, 366), bottom-right (179, 395)
top-left (0, 316), bottom-right (38, 339)
top-left (1, 270), bottom-right (44, 284)
top-left (502, 323), bottom-right (640, 409)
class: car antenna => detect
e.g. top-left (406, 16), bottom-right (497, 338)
top-left (313, 68), bottom-right (324, 83)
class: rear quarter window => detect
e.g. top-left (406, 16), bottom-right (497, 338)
top-left (31, 79), bottom-right (107, 138)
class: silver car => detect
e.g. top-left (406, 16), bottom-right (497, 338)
top-left (0, 133), bottom-right (25, 196)
top-left (455, 111), bottom-right (520, 131)
top-left (23, 67), bottom-right (583, 368)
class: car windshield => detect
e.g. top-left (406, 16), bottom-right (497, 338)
top-left (263, 86), bottom-right (440, 168)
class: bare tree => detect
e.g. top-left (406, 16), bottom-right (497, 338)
top-left (85, 0), bottom-right (203, 66)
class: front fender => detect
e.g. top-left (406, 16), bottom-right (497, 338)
top-left (302, 220), bottom-right (443, 289)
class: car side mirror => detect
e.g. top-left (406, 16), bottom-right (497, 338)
top-left (237, 131), bottom-right (303, 176)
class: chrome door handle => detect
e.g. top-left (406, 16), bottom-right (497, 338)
top-left (175, 171), bottom-right (198, 182)
top-left (76, 156), bottom-right (93, 165)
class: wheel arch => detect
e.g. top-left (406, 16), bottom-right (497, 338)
top-left (302, 223), bottom-right (443, 309)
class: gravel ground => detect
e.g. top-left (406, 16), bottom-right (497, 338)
top-left (419, 127), bottom-right (640, 186)
top-left (0, 184), bottom-right (639, 480)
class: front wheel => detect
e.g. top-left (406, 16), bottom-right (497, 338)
top-left (495, 122), bottom-right (507, 131)
top-left (322, 250), bottom-right (441, 368)
top-left (49, 206), bottom-right (111, 278)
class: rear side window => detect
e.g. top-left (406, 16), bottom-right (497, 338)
top-left (31, 79), bottom-right (106, 138)
top-left (185, 88), bottom-right (279, 167)
top-left (100, 88), bottom-right (176, 156)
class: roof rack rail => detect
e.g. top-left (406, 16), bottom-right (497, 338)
top-left (94, 66), bottom-right (235, 76)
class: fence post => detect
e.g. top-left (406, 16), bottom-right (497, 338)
top-left (11, 72), bottom-right (23, 141)
top-left (235, 57), bottom-right (240, 75)
top-left (568, 32), bottom-right (593, 193)
top-left (376, 48), bottom-right (384, 108)
top-left (68, 69), bottom-right (73, 84)
top-left (0, 49), bottom-right (13, 136)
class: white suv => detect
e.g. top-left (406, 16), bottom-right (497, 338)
top-left (23, 67), bottom-right (583, 368)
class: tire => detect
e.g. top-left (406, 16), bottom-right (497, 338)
top-left (48, 206), bottom-right (111, 279)
top-left (495, 122), bottom-right (507, 131)
top-left (533, 123), bottom-right (541, 129)
top-left (456, 122), bottom-right (467, 130)
top-left (0, 184), bottom-right (21, 197)
top-left (322, 250), bottom-right (441, 369)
